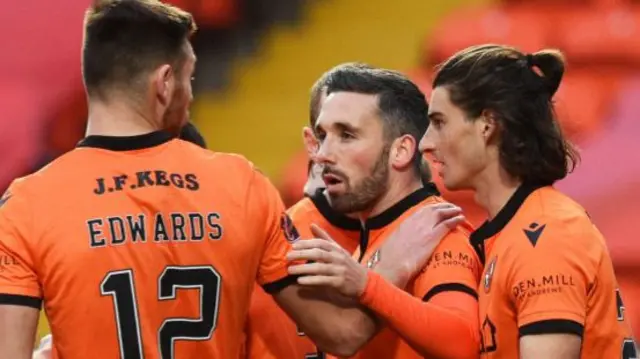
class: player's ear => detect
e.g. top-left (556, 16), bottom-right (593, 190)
top-left (390, 134), bottom-right (417, 170)
top-left (154, 64), bottom-right (175, 107)
top-left (478, 109), bottom-right (498, 145)
top-left (302, 126), bottom-right (319, 158)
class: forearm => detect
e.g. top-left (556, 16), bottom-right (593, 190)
top-left (0, 305), bottom-right (40, 359)
top-left (274, 284), bottom-right (378, 357)
top-left (360, 272), bottom-right (479, 359)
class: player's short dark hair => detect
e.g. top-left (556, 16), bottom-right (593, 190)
top-left (323, 67), bottom-right (429, 177)
top-left (433, 44), bottom-right (579, 186)
top-left (309, 63), bottom-right (375, 128)
top-left (179, 122), bottom-right (207, 149)
top-left (82, 0), bottom-right (197, 99)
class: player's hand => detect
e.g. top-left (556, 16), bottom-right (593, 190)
top-left (374, 202), bottom-right (465, 288)
top-left (287, 224), bottom-right (369, 298)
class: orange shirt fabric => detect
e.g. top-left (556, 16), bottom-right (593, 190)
top-left (473, 184), bottom-right (637, 358)
top-left (245, 190), bottom-right (360, 359)
top-left (329, 184), bottom-right (482, 359)
top-left (0, 132), bottom-right (299, 359)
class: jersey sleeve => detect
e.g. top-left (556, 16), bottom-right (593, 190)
top-left (286, 205), bottom-right (314, 241)
top-left (0, 182), bottom-right (42, 308)
top-left (247, 168), bottom-right (300, 294)
top-left (412, 228), bottom-right (481, 302)
top-left (508, 218), bottom-right (598, 338)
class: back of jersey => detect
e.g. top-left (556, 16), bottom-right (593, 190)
top-left (0, 133), bottom-right (295, 359)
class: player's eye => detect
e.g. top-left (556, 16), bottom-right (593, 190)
top-left (191, 77), bottom-right (196, 82)
top-left (340, 131), bottom-right (355, 140)
top-left (430, 119), bottom-right (444, 129)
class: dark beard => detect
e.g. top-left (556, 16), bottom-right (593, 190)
top-left (327, 145), bottom-right (390, 214)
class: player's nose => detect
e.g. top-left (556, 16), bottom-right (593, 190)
top-left (315, 139), bottom-right (337, 165)
top-left (419, 127), bottom-right (436, 155)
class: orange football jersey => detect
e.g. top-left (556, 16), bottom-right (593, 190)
top-left (0, 132), bottom-right (299, 359)
top-left (329, 184), bottom-right (482, 359)
top-left (245, 191), bottom-right (360, 359)
top-left (473, 184), bottom-right (637, 358)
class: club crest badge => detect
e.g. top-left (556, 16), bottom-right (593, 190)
top-left (280, 213), bottom-right (300, 243)
top-left (367, 249), bottom-right (381, 269)
top-left (484, 256), bottom-right (497, 293)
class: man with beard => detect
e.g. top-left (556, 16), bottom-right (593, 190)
top-left (243, 63), bottom-right (367, 359)
top-left (287, 67), bottom-right (482, 358)
top-left (243, 63), bottom-right (438, 359)
top-left (0, 2), bottom-right (463, 358)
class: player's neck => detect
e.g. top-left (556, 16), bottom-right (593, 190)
top-left (361, 176), bottom-right (423, 220)
top-left (472, 164), bottom-right (521, 220)
top-left (85, 98), bottom-right (161, 137)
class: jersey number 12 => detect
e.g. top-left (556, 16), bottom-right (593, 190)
top-left (101, 266), bottom-right (221, 359)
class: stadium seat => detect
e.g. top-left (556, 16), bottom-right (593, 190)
top-left (556, 6), bottom-right (640, 67)
top-left (426, 6), bottom-right (549, 65)
top-left (406, 68), bottom-right (434, 99)
top-left (498, 0), bottom-right (599, 5)
top-left (166, 0), bottom-right (238, 28)
top-left (196, 0), bottom-right (239, 28)
top-left (279, 150), bottom-right (310, 208)
top-left (553, 70), bottom-right (620, 140)
top-left (48, 88), bottom-right (88, 156)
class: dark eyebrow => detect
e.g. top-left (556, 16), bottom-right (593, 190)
top-left (315, 121), bottom-right (359, 134)
top-left (333, 121), bottom-right (359, 133)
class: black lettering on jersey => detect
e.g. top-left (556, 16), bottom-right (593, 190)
top-left (88, 212), bottom-right (223, 248)
top-left (136, 171), bottom-right (155, 188)
top-left (185, 174), bottom-right (199, 191)
top-left (512, 274), bottom-right (576, 301)
top-left (94, 178), bottom-right (107, 195)
top-left (617, 289), bottom-right (626, 321)
top-left (207, 213), bottom-right (223, 240)
top-left (169, 174), bottom-right (184, 188)
top-left (154, 213), bottom-right (169, 242)
top-left (0, 254), bottom-right (19, 273)
top-left (422, 250), bottom-right (476, 273)
top-left (126, 215), bottom-right (146, 243)
top-left (109, 217), bottom-right (127, 245)
top-left (88, 219), bottom-right (107, 247)
top-left (94, 171), bottom-right (200, 195)
top-left (189, 214), bottom-right (204, 241)
top-left (93, 176), bottom-right (128, 195)
top-left (114, 175), bottom-right (128, 191)
top-left (155, 171), bottom-right (171, 186)
top-left (171, 214), bottom-right (187, 241)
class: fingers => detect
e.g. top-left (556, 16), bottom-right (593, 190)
top-left (434, 206), bottom-right (464, 222)
top-left (310, 223), bottom-right (339, 245)
top-left (442, 214), bottom-right (466, 229)
top-left (421, 202), bottom-right (458, 213)
top-left (291, 238), bottom-right (337, 252)
top-left (431, 214), bottom-right (466, 239)
top-left (287, 247), bottom-right (340, 262)
top-left (296, 275), bottom-right (339, 287)
top-left (288, 262), bottom-right (340, 276)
